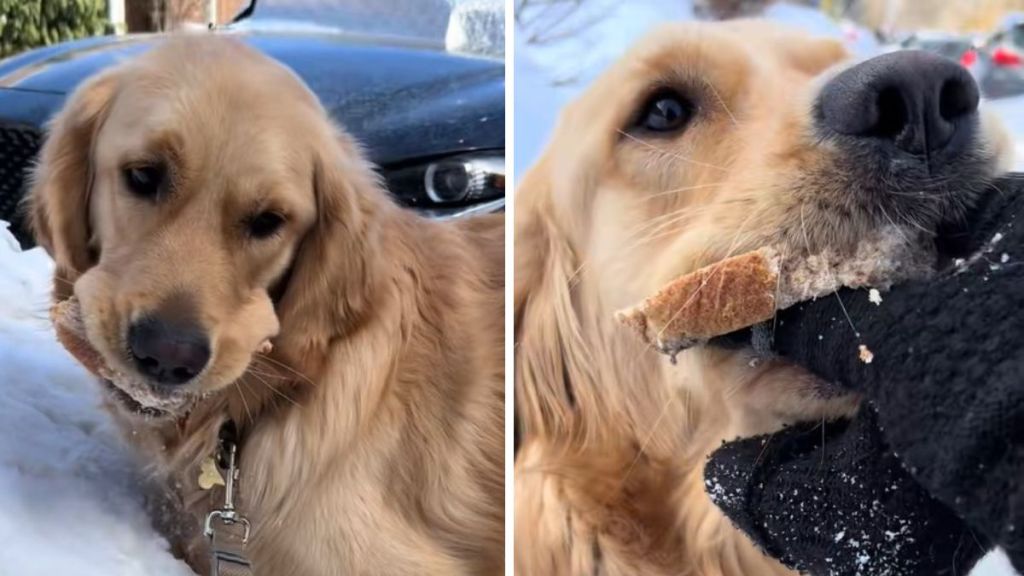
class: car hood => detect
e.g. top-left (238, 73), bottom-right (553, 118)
top-left (0, 30), bottom-right (504, 164)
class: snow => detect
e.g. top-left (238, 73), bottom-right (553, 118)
top-left (514, 0), bottom-right (693, 178)
top-left (0, 221), bottom-right (194, 575)
top-left (514, 1), bottom-right (1022, 574)
top-left (984, 95), bottom-right (1024, 170)
top-left (868, 288), bottom-right (883, 305)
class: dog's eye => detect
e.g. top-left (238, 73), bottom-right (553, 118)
top-left (636, 89), bottom-right (693, 133)
top-left (122, 165), bottom-right (165, 199)
top-left (246, 211), bottom-right (286, 239)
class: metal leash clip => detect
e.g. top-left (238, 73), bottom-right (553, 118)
top-left (204, 434), bottom-right (252, 544)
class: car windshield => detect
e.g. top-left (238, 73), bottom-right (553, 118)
top-left (240, 0), bottom-right (504, 57)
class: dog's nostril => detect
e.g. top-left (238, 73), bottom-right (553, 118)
top-left (939, 77), bottom-right (975, 122)
top-left (872, 86), bottom-right (909, 139)
top-left (172, 367), bottom-right (197, 382)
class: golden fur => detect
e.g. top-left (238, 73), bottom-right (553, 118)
top-left (29, 37), bottom-right (504, 575)
top-left (514, 20), bottom-right (1010, 575)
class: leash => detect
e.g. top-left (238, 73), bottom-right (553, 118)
top-left (203, 421), bottom-right (254, 576)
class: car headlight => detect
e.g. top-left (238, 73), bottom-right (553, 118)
top-left (385, 151), bottom-right (504, 216)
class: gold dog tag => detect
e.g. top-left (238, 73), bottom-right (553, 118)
top-left (198, 456), bottom-right (225, 490)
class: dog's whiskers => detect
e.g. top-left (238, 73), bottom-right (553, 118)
top-left (615, 390), bottom-right (678, 498)
top-left (567, 204), bottom-right (716, 288)
top-left (891, 204), bottom-right (934, 236)
top-left (702, 77), bottom-right (740, 127)
top-left (616, 206), bottom-right (766, 493)
top-left (884, 189), bottom-right (959, 199)
top-left (246, 370), bottom-right (301, 408)
top-left (800, 204), bottom-right (860, 338)
top-left (879, 205), bottom-right (912, 247)
top-left (583, 205), bottom-right (730, 290)
top-left (254, 353), bottom-right (318, 388)
top-left (639, 181), bottom-right (726, 201)
top-left (246, 361), bottom-right (290, 381)
top-left (771, 244), bottom-right (787, 345)
top-left (613, 211), bottom-right (701, 260)
top-left (652, 204), bottom-right (764, 343)
top-left (984, 180), bottom-right (1008, 199)
top-left (819, 414), bottom-right (827, 471)
top-left (616, 203), bottom-right (723, 250)
top-left (48, 275), bottom-right (76, 290)
top-left (617, 129), bottom-right (730, 173)
top-left (234, 380), bottom-right (254, 426)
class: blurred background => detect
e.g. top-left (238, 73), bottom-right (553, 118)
top-left (515, 0), bottom-right (1024, 179)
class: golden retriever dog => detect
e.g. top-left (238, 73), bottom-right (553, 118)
top-left (28, 37), bottom-right (504, 575)
top-left (514, 20), bottom-right (1011, 575)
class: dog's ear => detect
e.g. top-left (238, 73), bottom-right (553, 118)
top-left (27, 69), bottom-right (119, 298)
top-left (275, 126), bottom-right (381, 355)
top-left (514, 155), bottom-right (607, 445)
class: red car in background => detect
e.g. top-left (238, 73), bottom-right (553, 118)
top-left (897, 17), bottom-right (1024, 99)
top-left (969, 15), bottom-right (1024, 98)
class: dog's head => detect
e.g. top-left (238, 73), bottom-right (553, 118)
top-left (515, 21), bottom-right (1010, 440)
top-left (30, 38), bottom-right (381, 418)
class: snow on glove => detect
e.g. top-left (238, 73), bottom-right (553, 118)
top-left (706, 408), bottom-right (987, 576)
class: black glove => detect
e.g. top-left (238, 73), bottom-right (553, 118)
top-left (707, 176), bottom-right (1024, 574)
top-left (706, 409), bottom-right (988, 576)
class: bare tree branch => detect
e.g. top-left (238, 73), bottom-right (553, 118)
top-left (517, 0), bottom-right (611, 46)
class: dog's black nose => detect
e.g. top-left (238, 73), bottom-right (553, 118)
top-left (128, 317), bottom-right (211, 385)
top-left (818, 50), bottom-right (979, 155)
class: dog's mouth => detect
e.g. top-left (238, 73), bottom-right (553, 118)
top-left (52, 296), bottom-right (205, 420)
top-left (99, 370), bottom-right (197, 420)
top-left (100, 378), bottom-right (171, 419)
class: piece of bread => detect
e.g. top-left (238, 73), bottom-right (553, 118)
top-left (616, 228), bottom-right (936, 357)
top-left (51, 297), bottom-right (111, 379)
top-left (616, 248), bottom-right (780, 356)
top-left (51, 298), bottom-right (199, 418)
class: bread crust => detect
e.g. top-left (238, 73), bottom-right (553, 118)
top-left (616, 248), bottom-right (780, 356)
top-left (51, 297), bottom-right (110, 379)
top-left (617, 229), bottom-right (936, 357)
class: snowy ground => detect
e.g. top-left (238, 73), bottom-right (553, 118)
top-left (0, 222), bottom-right (194, 574)
top-left (515, 1), bottom-right (1021, 574)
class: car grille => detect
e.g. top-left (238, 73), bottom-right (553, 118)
top-left (0, 125), bottom-right (42, 248)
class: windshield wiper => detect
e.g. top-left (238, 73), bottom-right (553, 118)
top-left (230, 0), bottom-right (257, 24)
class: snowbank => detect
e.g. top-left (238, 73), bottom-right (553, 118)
top-left (0, 222), bottom-right (194, 575)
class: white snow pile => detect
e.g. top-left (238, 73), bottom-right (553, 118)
top-left (0, 222), bottom-right (194, 575)
top-left (446, 0), bottom-right (505, 57)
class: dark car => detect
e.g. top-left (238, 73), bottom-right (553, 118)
top-left (0, 0), bottom-right (505, 249)
top-left (897, 31), bottom-right (978, 62)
